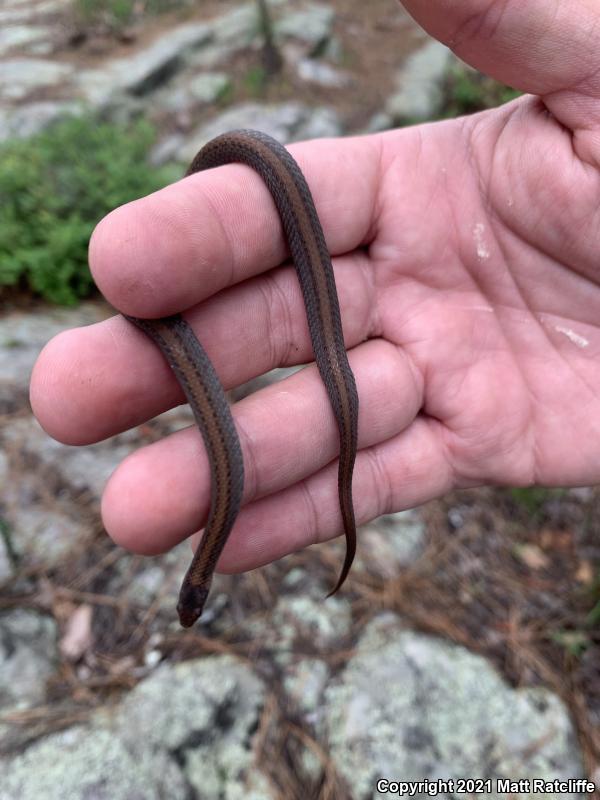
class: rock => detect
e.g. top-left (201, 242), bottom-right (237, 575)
top-left (0, 304), bottom-right (108, 412)
top-left (188, 72), bottom-right (231, 104)
top-left (150, 133), bottom-right (186, 166)
top-left (77, 22), bottom-right (212, 105)
top-left (0, 0), bottom-right (62, 25)
top-left (0, 726), bottom-right (189, 800)
top-left (386, 39), bottom-right (456, 122)
top-left (0, 306), bottom-right (129, 568)
top-left (0, 484), bottom-right (12, 581)
top-left (72, 68), bottom-right (114, 109)
top-left (188, 3), bottom-right (260, 71)
top-left (365, 110), bottom-right (393, 133)
top-left (296, 57), bottom-right (351, 89)
top-left (210, 3), bottom-right (258, 47)
top-left (0, 59), bottom-right (73, 101)
top-left (356, 509), bottom-right (426, 578)
top-left (192, 1), bottom-right (333, 70)
top-left (283, 657), bottom-right (330, 717)
top-left (0, 25), bottom-right (51, 57)
top-left (118, 657), bottom-right (268, 797)
top-left (294, 106), bottom-right (342, 140)
top-left (182, 101), bottom-right (306, 156)
top-left (275, 3), bottom-right (335, 52)
top-left (326, 616), bottom-right (585, 798)
top-left (181, 101), bottom-right (341, 160)
top-left (0, 466), bottom-right (86, 567)
top-left (321, 35), bottom-right (344, 64)
top-left (0, 101), bottom-right (82, 143)
top-left (1, 409), bottom-right (182, 568)
top-left (0, 10), bottom-right (28, 25)
top-left (246, 585), bottom-right (353, 665)
top-left (0, 656), bottom-right (271, 800)
top-left (0, 610), bottom-right (57, 712)
top-left (156, 72), bottom-right (231, 116)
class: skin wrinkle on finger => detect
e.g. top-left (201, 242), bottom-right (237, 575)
top-left (296, 472), bottom-right (322, 552)
top-left (189, 174), bottom-right (237, 297)
top-left (226, 402), bottom-right (258, 504)
top-left (361, 438), bottom-right (396, 520)
top-left (256, 261), bottom-right (299, 370)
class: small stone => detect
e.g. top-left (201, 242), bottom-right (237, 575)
top-left (386, 39), bottom-right (456, 122)
top-left (0, 59), bottom-right (73, 101)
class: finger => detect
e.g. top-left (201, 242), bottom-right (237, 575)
top-left (90, 134), bottom-right (382, 317)
top-left (100, 339), bottom-right (422, 556)
top-left (214, 414), bottom-right (450, 574)
top-left (30, 252), bottom-right (374, 444)
top-left (402, 0), bottom-right (600, 100)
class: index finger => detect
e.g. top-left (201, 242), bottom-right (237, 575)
top-left (90, 133), bottom-right (383, 318)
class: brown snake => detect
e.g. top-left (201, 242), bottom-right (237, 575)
top-left (125, 129), bottom-right (359, 627)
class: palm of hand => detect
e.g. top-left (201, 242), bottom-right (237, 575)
top-left (369, 99), bottom-right (600, 496)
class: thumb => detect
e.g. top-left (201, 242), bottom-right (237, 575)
top-left (400, 0), bottom-right (600, 163)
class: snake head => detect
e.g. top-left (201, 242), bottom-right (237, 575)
top-left (177, 584), bottom-right (210, 628)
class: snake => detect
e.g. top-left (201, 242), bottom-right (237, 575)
top-left (124, 129), bottom-right (359, 627)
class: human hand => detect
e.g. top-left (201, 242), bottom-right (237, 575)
top-left (31, 0), bottom-right (600, 575)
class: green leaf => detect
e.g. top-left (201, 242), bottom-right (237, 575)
top-left (0, 114), bottom-right (174, 304)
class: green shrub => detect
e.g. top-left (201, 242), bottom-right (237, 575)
top-left (74, 0), bottom-right (190, 31)
top-left (77, 0), bottom-right (134, 27)
top-left (508, 486), bottom-right (556, 516)
top-left (244, 65), bottom-right (268, 97)
top-left (439, 65), bottom-right (521, 119)
top-left (0, 115), bottom-right (175, 305)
